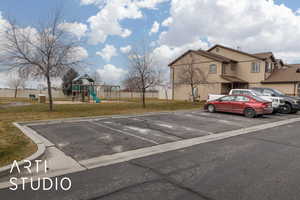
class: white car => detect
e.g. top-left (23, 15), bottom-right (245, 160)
top-left (208, 89), bottom-right (284, 111)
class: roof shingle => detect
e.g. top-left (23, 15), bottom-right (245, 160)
top-left (262, 65), bottom-right (300, 83)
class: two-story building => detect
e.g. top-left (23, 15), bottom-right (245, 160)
top-left (169, 44), bottom-right (300, 101)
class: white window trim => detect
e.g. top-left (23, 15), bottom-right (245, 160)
top-left (209, 64), bottom-right (217, 74)
top-left (251, 62), bottom-right (260, 73)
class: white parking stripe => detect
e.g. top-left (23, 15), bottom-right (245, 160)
top-left (80, 117), bottom-right (300, 169)
top-left (89, 121), bottom-right (159, 145)
top-left (135, 117), bottom-right (214, 135)
top-left (178, 113), bottom-right (244, 127)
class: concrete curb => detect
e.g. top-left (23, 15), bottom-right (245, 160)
top-left (0, 123), bottom-right (46, 177)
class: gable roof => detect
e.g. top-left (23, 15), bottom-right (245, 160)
top-left (194, 50), bottom-right (237, 63)
top-left (276, 59), bottom-right (284, 66)
top-left (262, 65), bottom-right (300, 83)
top-left (253, 52), bottom-right (276, 62)
top-left (168, 49), bottom-right (237, 66)
top-left (207, 44), bottom-right (265, 61)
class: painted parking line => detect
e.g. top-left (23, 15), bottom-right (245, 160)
top-left (98, 119), bottom-right (182, 143)
top-left (179, 113), bottom-right (245, 127)
top-left (132, 117), bottom-right (214, 136)
top-left (89, 121), bottom-right (160, 145)
top-left (79, 117), bottom-right (300, 169)
top-left (189, 111), bottom-right (271, 124)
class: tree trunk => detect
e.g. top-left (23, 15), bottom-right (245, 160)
top-left (14, 88), bottom-right (18, 98)
top-left (142, 88), bottom-right (146, 108)
top-left (46, 75), bottom-right (53, 111)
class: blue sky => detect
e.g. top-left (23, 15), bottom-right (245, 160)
top-left (1, 0), bottom-right (300, 86)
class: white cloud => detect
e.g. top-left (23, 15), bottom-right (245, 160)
top-left (153, 40), bottom-right (209, 67)
top-left (121, 29), bottom-right (132, 38)
top-left (70, 46), bottom-right (89, 61)
top-left (150, 21), bottom-right (160, 35)
top-left (161, 17), bottom-right (173, 27)
top-left (96, 44), bottom-right (118, 62)
top-left (85, 0), bottom-right (168, 44)
top-left (87, 0), bottom-right (142, 44)
top-left (0, 71), bottom-right (9, 88)
top-left (159, 0), bottom-right (300, 63)
top-left (0, 12), bottom-right (9, 61)
top-left (58, 22), bottom-right (88, 39)
top-left (135, 0), bottom-right (169, 9)
top-left (96, 64), bottom-right (127, 84)
top-left (120, 45), bottom-right (132, 54)
top-left (0, 12), bottom-right (8, 29)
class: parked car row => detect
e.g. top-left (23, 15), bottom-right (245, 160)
top-left (205, 88), bottom-right (300, 118)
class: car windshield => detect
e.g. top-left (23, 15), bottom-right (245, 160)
top-left (272, 89), bottom-right (285, 96)
top-left (251, 90), bottom-right (264, 96)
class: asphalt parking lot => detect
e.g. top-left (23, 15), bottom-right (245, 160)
top-left (3, 113), bottom-right (300, 200)
top-left (29, 110), bottom-right (300, 162)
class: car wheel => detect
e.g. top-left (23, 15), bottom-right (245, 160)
top-left (207, 104), bottom-right (216, 113)
top-left (244, 108), bottom-right (256, 118)
top-left (280, 104), bottom-right (292, 114)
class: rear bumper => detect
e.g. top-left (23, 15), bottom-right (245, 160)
top-left (256, 107), bottom-right (273, 115)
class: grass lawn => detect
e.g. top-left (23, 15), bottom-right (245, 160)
top-left (0, 97), bottom-right (204, 167)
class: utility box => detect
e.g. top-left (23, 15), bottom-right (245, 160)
top-left (38, 94), bottom-right (46, 104)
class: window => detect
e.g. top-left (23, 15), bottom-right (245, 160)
top-left (219, 96), bottom-right (236, 101)
top-left (251, 62), bottom-right (260, 73)
top-left (262, 89), bottom-right (275, 96)
top-left (235, 96), bottom-right (249, 102)
top-left (263, 88), bottom-right (284, 96)
top-left (231, 90), bottom-right (242, 95)
top-left (231, 90), bottom-right (251, 95)
top-left (209, 64), bottom-right (217, 73)
top-left (265, 62), bottom-right (272, 73)
top-left (222, 64), bottom-right (226, 74)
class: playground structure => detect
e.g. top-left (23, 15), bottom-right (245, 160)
top-left (95, 85), bottom-right (121, 100)
top-left (72, 74), bottom-right (101, 103)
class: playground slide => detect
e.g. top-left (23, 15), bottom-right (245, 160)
top-left (89, 89), bottom-right (101, 103)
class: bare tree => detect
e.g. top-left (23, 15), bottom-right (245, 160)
top-left (7, 71), bottom-right (26, 98)
top-left (122, 77), bottom-right (139, 98)
top-left (126, 46), bottom-right (161, 108)
top-left (175, 53), bottom-right (208, 102)
top-left (62, 68), bottom-right (79, 96)
top-left (0, 11), bottom-right (84, 111)
top-left (160, 82), bottom-right (171, 100)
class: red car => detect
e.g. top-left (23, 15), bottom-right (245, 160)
top-left (204, 95), bottom-right (273, 118)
